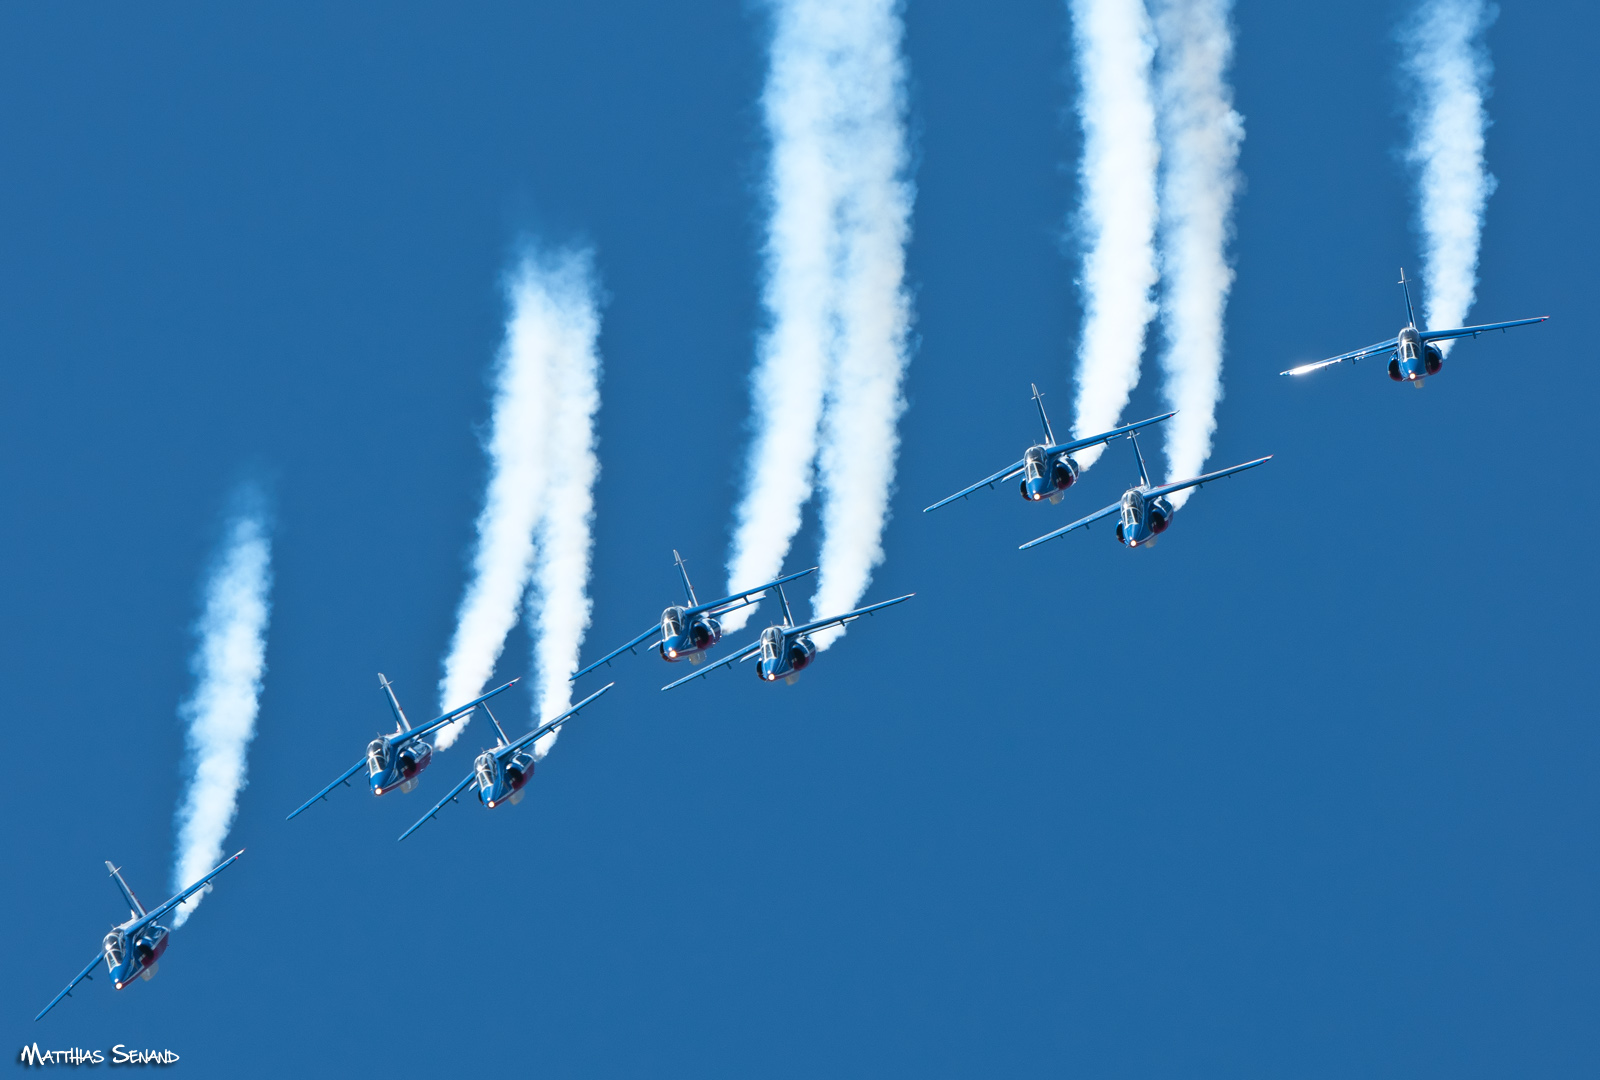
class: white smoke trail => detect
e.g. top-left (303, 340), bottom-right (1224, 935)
top-left (1151, 0), bottom-right (1243, 508)
top-left (1066, 0), bottom-right (1162, 473)
top-left (171, 495), bottom-right (271, 927)
top-left (524, 268), bottom-right (601, 758)
top-left (807, 0), bottom-right (912, 647)
top-left (437, 249), bottom-right (601, 750)
top-left (1403, 0), bottom-right (1497, 348)
top-left (722, 0), bottom-right (858, 634)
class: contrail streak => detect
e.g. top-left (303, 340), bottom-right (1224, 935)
top-left (437, 249), bottom-right (601, 750)
top-left (808, 0), bottom-right (912, 645)
top-left (1403, 0), bottom-right (1497, 349)
top-left (724, 0), bottom-right (912, 639)
top-left (171, 492), bottom-right (271, 927)
top-left (1066, 0), bottom-right (1161, 473)
top-left (1152, 0), bottom-right (1243, 508)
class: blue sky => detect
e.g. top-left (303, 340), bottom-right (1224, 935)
top-left (2, 1), bottom-right (1596, 1075)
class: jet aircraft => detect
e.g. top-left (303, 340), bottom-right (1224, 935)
top-left (35, 850), bottom-right (244, 1021)
top-left (1020, 431), bottom-right (1270, 550)
top-left (661, 585), bottom-right (913, 690)
top-left (287, 676), bottom-right (519, 820)
top-left (1281, 270), bottom-right (1547, 387)
top-left (924, 385), bottom-right (1174, 512)
top-left (572, 553), bottom-right (817, 680)
top-left (398, 682), bottom-right (614, 841)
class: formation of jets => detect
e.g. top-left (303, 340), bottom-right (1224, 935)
top-left (35, 266), bottom-right (1550, 1021)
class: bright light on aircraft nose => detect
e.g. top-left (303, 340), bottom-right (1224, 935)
top-left (114, 982), bottom-right (122, 990)
top-left (667, 649), bottom-right (677, 658)
top-left (487, 800), bottom-right (496, 808)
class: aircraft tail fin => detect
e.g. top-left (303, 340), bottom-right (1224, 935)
top-left (1399, 268), bottom-right (1418, 328)
top-left (378, 674), bottom-right (411, 732)
top-left (775, 584), bottom-right (796, 628)
top-left (673, 550), bottom-right (698, 607)
top-left (105, 862), bottom-right (146, 919)
top-left (1130, 429), bottom-right (1152, 488)
top-left (482, 703), bottom-right (512, 748)
top-left (1030, 383), bottom-right (1057, 446)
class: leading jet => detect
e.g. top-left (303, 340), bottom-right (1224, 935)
top-left (1020, 431), bottom-right (1270, 551)
top-left (1281, 270), bottom-right (1547, 387)
top-left (924, 384), bottom-right (1174, 512)
top-left (572, 552), bottom-right (816, 680)
top-left (287, 676), bottom-right (519, 820)
top-left (399, 682), bottom-right (614, 841)
top-left (661, 585), bottom-right (913, 690)
top-left (36, 850), bottom-right (244, 1021)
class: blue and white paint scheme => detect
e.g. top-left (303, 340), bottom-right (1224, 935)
top-left (924, 385), bottom-right (1174, 512)
top-left (287, 677), bottom-right (520, 819)
top-left (572, 552), bottom-right (817, 679)
top-left (1020, 431), bottom-right (1271, 551)
top-left (398, 682), bottom-right (614, 841)
top-left (660, 584), bottom-right (913, 690)
top-left (35, 851), bottom-right (244, 1021)
top-left (1281, 270), bottom-right (1547, 387)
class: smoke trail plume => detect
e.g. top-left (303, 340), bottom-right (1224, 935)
top-left (1066, 0), bottom-right (1161, 473)
top-left (1152, 0), bottom-right (1243, 508)
top-left (806, 0), bottom-right (912, 646)
top-left (724, 0), bottom-right (913, 642)
top-left (171, 493), bottom-right (271, 926)
top-left (1403, 0), bottom-right (1497, 348)
top-left (436, 249), bottom-right (601, 751)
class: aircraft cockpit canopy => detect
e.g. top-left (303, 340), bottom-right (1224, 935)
top-left (661, 608), bottom-right (684, 638)
top-left (1023, 446), bottom-right (1045, 479)
top-left (366, 738), bottom-right (388, 773)
top-left (759, 627), bottom-right (782, 661)
top-left (102, 932), bottom-right (125, 966)
top-left (475, 754), bottom-right (496, 787)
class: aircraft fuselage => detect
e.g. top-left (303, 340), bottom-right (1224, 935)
top-left (658, 606), bottom-right (722, 663)
top-left (1114, 487), bottom-right (1175, 548)
top-left (367, 735), bottom-right (432, 797)
top-left (755, 626), bottom-right (817, 683)
top-left (1387, 326), bottom-right (1444, 386)
top-left (1020, 445), bottom-right (1079, 503)
top-left (103, 922), bottom-right (169, 991)
top-left (475, 748), bottom-right (536, 809)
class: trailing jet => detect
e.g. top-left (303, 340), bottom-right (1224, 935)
top-left (35, 851), bottom-right (244, 1021)
top-left (1020, 431), bottom-right (1270, 550)
top-left (1281, 269), bottom-right (1547, 387)
top-left (287, 677), bottom-right (519, 820)
top-left (572, 553), bottom-right (816, 679)
top-left (924, 384), bottom-right (1174, 512)
top-left (398, 682), bottom-right (614, 841)
top-left (661, 585), bottom-right (913, 690)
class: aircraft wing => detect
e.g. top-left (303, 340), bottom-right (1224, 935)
top-left (571, 625), bottom-right (660, 681)
top-left (785, 593), bottom-right (915, 638)
top-left (696, 566), bottom-right (819, 618)
top-left (1281, 336), bottom-right (1398, 376)
top-left (404, 678), bottom-right (521, 742)
top-left (1421, 315), bottom-right (1548, 343)
top-left (504, 683), bottom-right (615, 755)
top-left (660, 640), bottom-right (762, 691)
top-left (1042, 410), bottom-right (1176, 458)
top-left (923, 459), bottom-right (1027, 513)
top-left (35, 953), bottom-right (105, 1021)
top-left (1143, 455), bottom-right (1273, 501)
top-left (398, 770), bottom-right (478, 842)
top-left (286, 756), bottom-right (368, 820)
top-left (1017, 500), bottom-right (1122, 550)
top-left (134, 850), bottom-right (246, 932)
